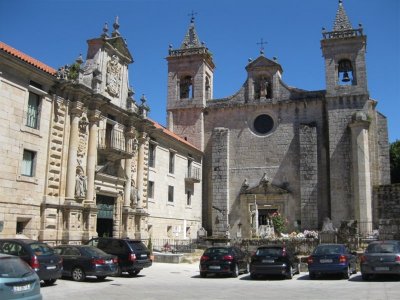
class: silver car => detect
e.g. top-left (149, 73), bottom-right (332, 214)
top-left (360, 240), bottom-right (400, 280)
top-left (0, 253), bottom-right (42, 299)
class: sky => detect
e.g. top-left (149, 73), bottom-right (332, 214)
top-left (1, 0), bottom-right (399, 142)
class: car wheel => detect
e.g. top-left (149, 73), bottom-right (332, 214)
top-left (43, 279), bottom-right (57, 286)
top-left (286, 266), bottom-right (293, 279)
top-left (309, 272), bottom-right (316, 280)
top-left (200, 271), bottom-right (207, 278)
top-left (72, 267), bottom-right (86, 282)
top-left (343, 266), bottom-right (351, 279)
top-left (361, 273), bottom-right (370, 281)
top-left (97, 276), bottom-right (107, 281)
top-left (128, 270), bottom-right (140, 277)
top-left (232, 264), bottom-right (239, 278)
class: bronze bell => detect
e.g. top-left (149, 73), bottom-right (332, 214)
top-left (342, 71), bottom-right (351, 82)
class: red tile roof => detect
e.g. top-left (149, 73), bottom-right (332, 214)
top-left (149, 119), bottom-right (202, 152)
top-left (0, 41), bottom-right (57, 75)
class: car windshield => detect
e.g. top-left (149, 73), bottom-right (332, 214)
top-left (367, 243), bottom-right (398, 254)
top-left (83, 246), bottom-right (108, 256)
top-left (29, 243), bottom-right (54, 256)
top-left (204, 248), bottom-right (230, 255)
top-left (313, 245), bottom-right (342, 255)
top-left (256, 247), bottom-right (283, 256)
top-left (0, 257), bottom-right (34, 278)
top-left (127, 241), bottom-right (148, 251)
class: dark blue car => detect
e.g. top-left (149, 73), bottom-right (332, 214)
top-left (54, 245), bottom-right (118, 281)
top-left (307, 244), bottom-right (357, 279)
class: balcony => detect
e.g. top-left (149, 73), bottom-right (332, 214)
top-left (185, 166), bottom-right (201, 183)
top-left (98, 129), bottom-right (136, 160)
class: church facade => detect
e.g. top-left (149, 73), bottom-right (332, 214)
top-left (0, 20), bottom-right (203, 243)
top-left (166, 1), bottom-right (390, 238)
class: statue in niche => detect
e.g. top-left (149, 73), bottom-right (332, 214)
top-left (259, 77), bottom-right (269, 98)
top-left (75, 167), bottom-right (87, 198)
top-left (130, 180), bottom-right (140, 206)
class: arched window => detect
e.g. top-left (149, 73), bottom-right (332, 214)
top-left (180, 75), bottom-right (193, 99)
top-left (338, 59), bottom-right (354, 85)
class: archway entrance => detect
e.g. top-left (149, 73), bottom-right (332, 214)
top-left (96, 195), bottom-right (114, 237)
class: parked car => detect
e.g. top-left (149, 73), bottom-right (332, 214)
top-left (307, 243), bottom-right (357, 279)
top-left (199, 246), bottom-right (249, 278)
top-left (360, 240), bottom-right (400, 280)
top-left (250, 244), bottom-right (300, 279)
top-left (86, 237), bottom-right (152, 276)
top-left (0, 253), bottom-right (42, 299)
top-left (0, 239), bottom-right (62, 285)
top-left (53, 245), bottom-right (118, 281)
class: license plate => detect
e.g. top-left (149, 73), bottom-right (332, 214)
top-left (262, 259), bottom-right (274, 263)
top-left (209, 266), bottom-right (221, 270)
top-left (46, 265), bottom-right (56, 270)
top-left (320, 259), bottom-right (333, 263)
top-left (13, 284), bottom-right (30, 292)
top-left (375, 266), bottom-right (389, 271)
top-left (141, 254), bottom-right (147, 258)
top-left (106, 260), bottom-right (112, 264)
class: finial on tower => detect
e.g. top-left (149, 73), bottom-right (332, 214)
top-left (101, 22), bottom-right (109, 38)
top-left (112, 16), bottom-right (120, 37)
top-left (188, 10), bottom-right (197, 23)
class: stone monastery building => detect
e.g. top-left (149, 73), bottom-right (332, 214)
top-left (0, 1), bottom-right (391, 243)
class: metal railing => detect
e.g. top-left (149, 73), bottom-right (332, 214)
top-left (185, 166), bottom-right (201, 182)
top-left (98, 129), bottom-right (135, 155)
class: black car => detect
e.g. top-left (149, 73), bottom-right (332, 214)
top-left (360, 240), bottom-right (400, 280)
top-left (0, 239), bottom-right (62, 285)
top-left (307, 243), bottom-right (357, 279)
top-left (250, 244), bottom-right (300, 279)
top-left (54, 245), bottom-right (118, 281)
top-left (199, 246), bottom-right (249, 278)
top-left (86, 237), bottom-right (152, 276)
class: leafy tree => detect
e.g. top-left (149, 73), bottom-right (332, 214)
top-left (390, 140), bottom-right (400, 183)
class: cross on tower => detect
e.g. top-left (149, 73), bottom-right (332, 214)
top-left (188, 10), bottom-right (197, 23)
top-left (257, 38), bottom-right (267, 55)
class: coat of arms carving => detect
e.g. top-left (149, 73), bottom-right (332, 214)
top-left (106, 55), bottom-right (121, 97)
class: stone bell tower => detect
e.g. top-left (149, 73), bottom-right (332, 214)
top-left (321, 0), bottom-right (373, 233)
top-left (166, 16), bottom-right (215, 151)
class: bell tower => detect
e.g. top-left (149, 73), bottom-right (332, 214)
top-left (321, 0), bottom-right (368, 97)
top-left (166, 15), bottom-right (215, 151)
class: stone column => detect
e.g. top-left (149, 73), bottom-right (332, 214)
top-left (84, 109), bottom-right (101, 205)
top-left (123, 127), bottom-right (136, 208)
top-left (350, 112), bottom-right (372, 235)
top-left (299, 123), bottom-right (319, 229)
top-left (136, 132), bottom-right (148, 209)
top-left (211, 127), bottom-right (230, 237)
top-left (65, 101), bottom-right (84, 200)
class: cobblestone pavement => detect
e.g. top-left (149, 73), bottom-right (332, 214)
top-left (41, 262), bottom-right (400, 300)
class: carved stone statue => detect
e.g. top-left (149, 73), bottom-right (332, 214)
top-left (106, 55), bottom-right (121, 97)
top-left (321, 217), bottom-right (335, 232)
top-left (75, 168), bottom-right (87, 198)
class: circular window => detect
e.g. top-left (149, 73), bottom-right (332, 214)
top-left (253, 114), bottom-right (274, 135)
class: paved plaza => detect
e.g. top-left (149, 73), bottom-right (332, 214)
top-left (40, 262), bottom-right (400, 300)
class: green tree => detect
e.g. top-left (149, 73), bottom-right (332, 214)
top-left (390, 140), bottom-right (400, 183)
